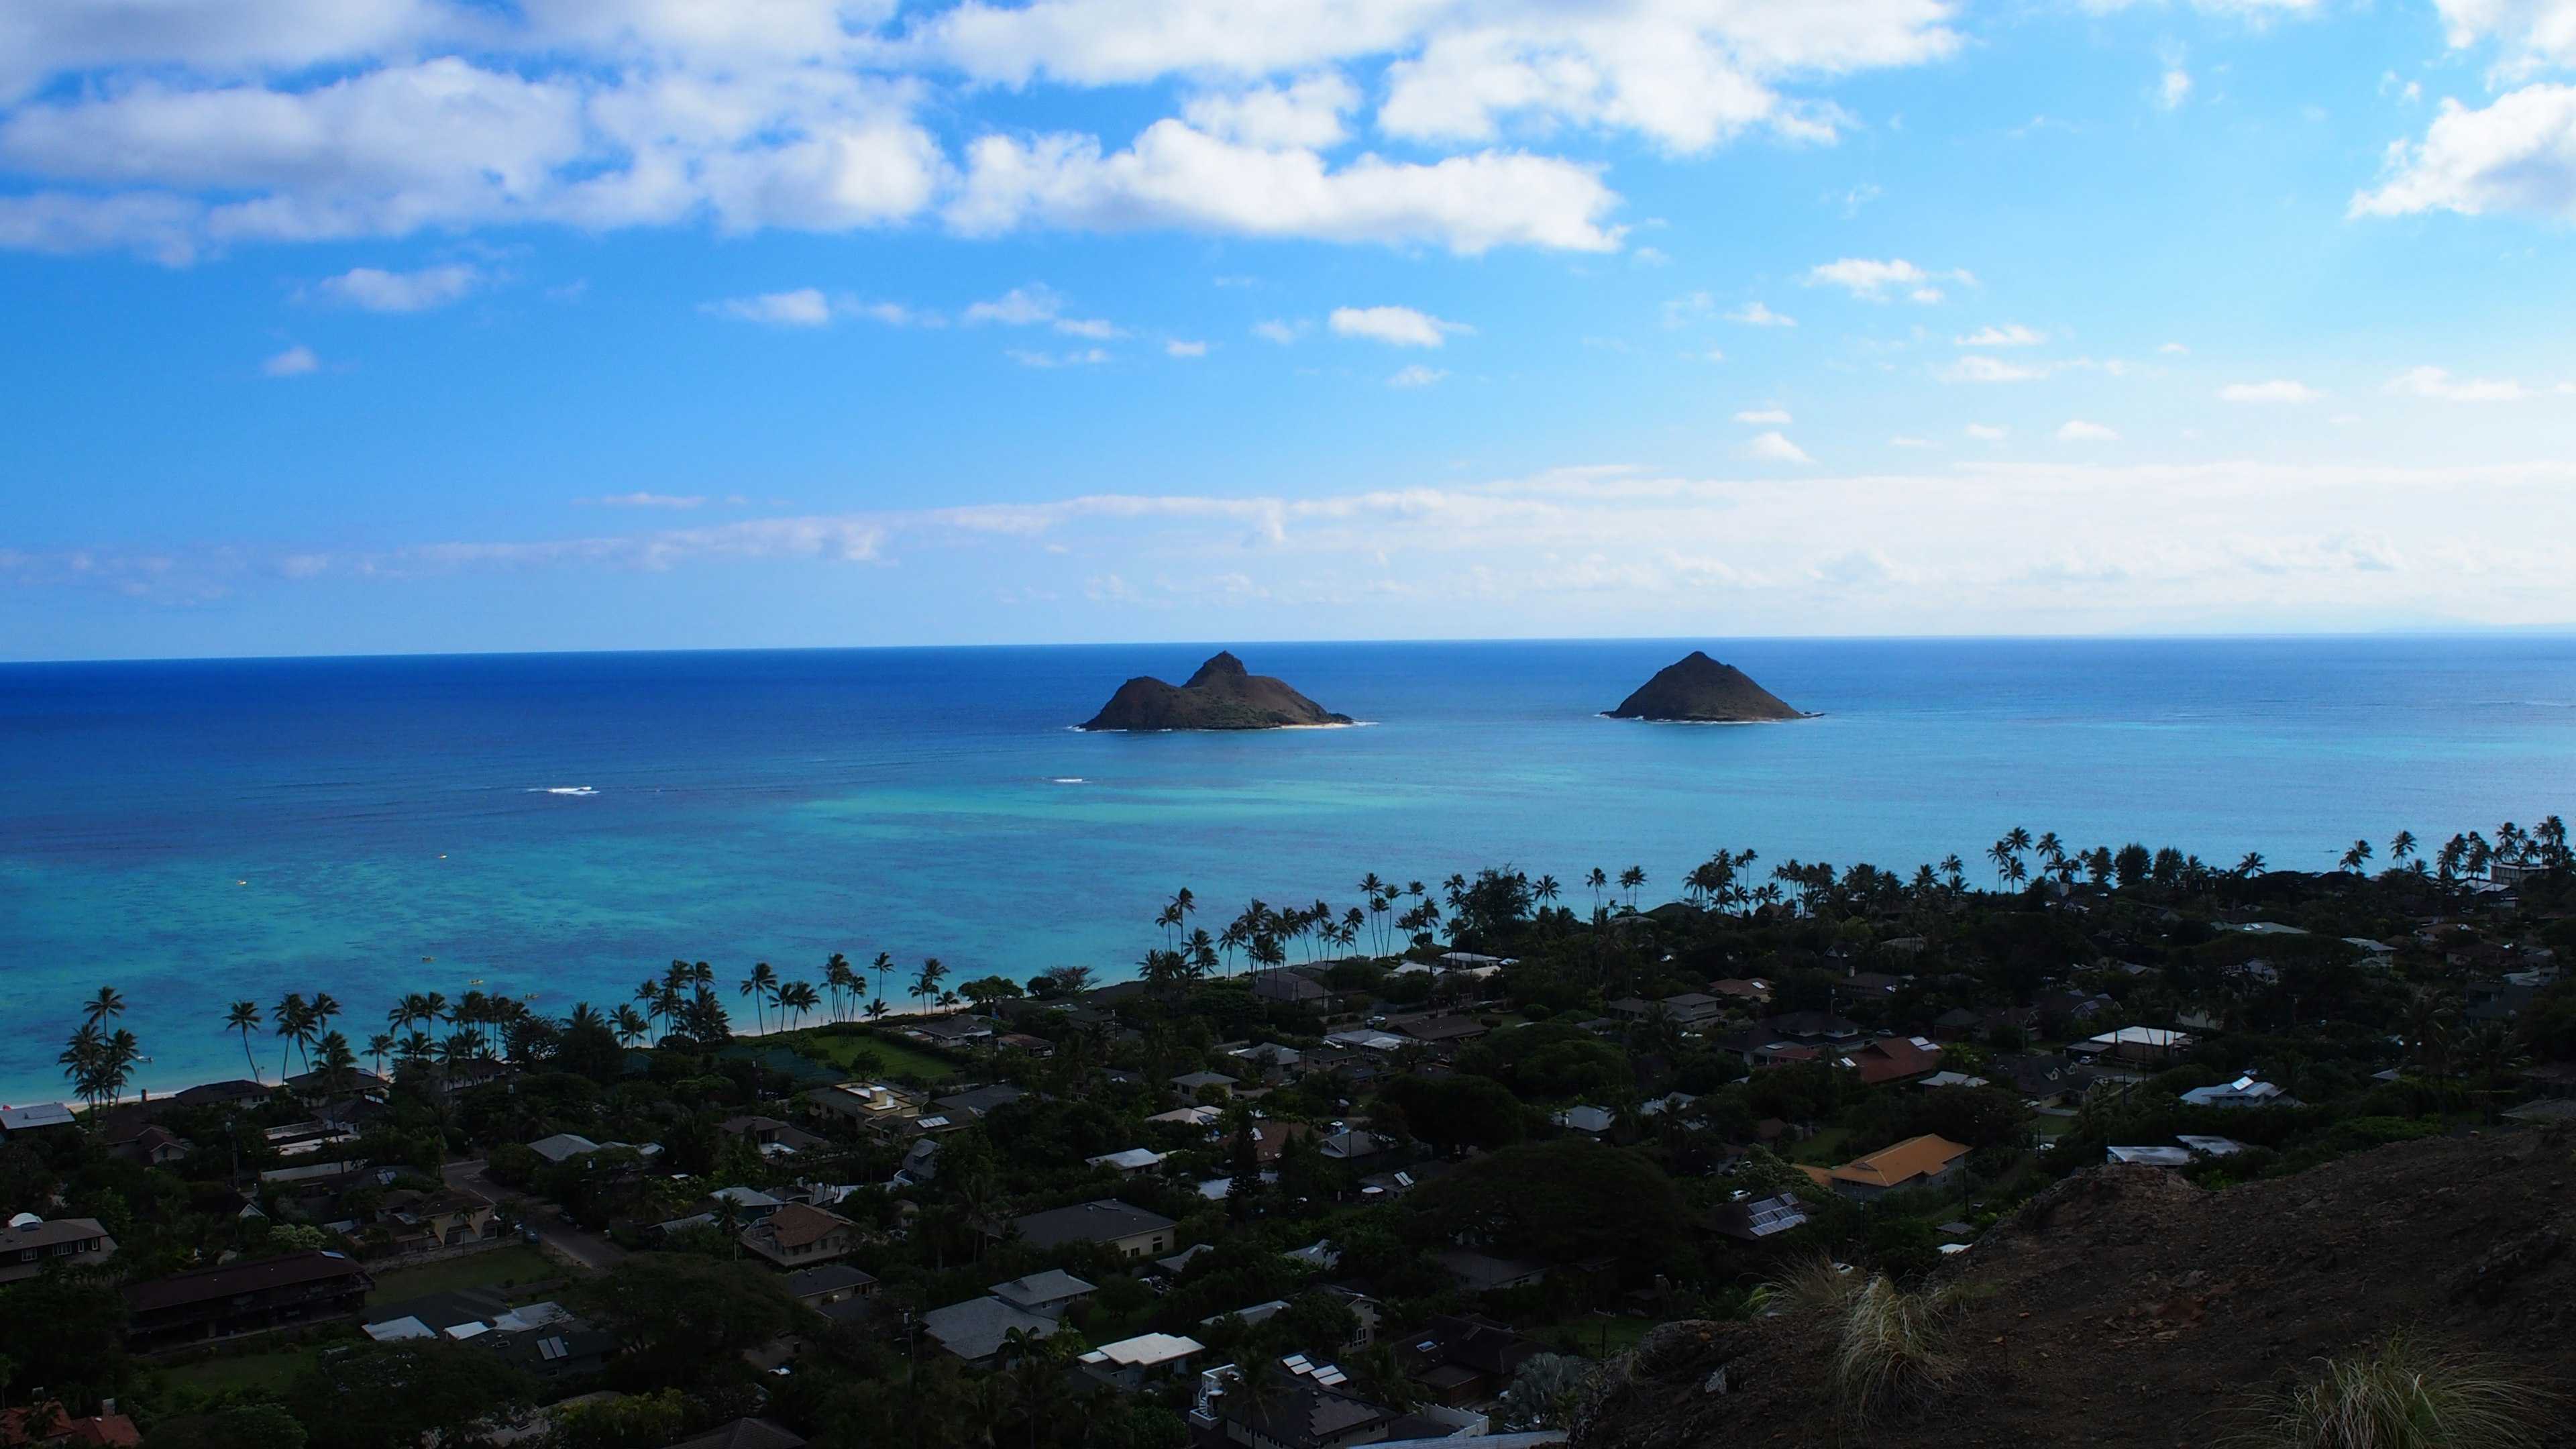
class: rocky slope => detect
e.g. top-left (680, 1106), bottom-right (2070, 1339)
top-left (1079, 651), bottom-right (1354, 731)
top-left (1570, 1125), bottom-right (2576, 1448)
top-left (1604, 652), bottom-right (1805, 722)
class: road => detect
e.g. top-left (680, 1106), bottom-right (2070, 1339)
top-left (443, 1157), bottom-right (630, 1273)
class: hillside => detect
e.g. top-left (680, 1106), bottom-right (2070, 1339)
top-left (1604, 652), bottom-right (1805, 722)
top-left (1079, 651), bottom-right (1354, 730)
top-left (1570, 1124), bottom-right (2576, 1448)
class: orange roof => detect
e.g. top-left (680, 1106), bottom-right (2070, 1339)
top-left (1823, 1134), bottom-right (1970, 1189)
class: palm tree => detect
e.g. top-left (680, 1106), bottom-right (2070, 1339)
top-left (364, 1032), bottom-right (394, 1077)
top-left (273, 992), bottom-right (315, 1079)
top-left (83, 986), bottom-right (126, 1028)
top-left (2235, 851), bottom-right (2265, 878)
top-left (779, 980), bottom-right (820, 1031)
top-left (612, 1004), bottom-right (651, 1046)
top-left (2340, 839), bottom-right (2374, 875)
top-left (1617, 865), bottom-right (1646, 908)
top-left (1534, 874), bottom-right (1561, 910)
top-left (911, 957), bottom-right (947, 1013)
top-left (2389, 830), bottom-right (2418, 868)
top-left (316, 1030), bottom-right (358, 1098)
top-left (824, 953), bottom-right (858, 1022)
top-left (225, 1000), bottom-right (265, 1083)
top-left (739, 962), bottom-right (780, 1032)
top-left (1585, 867), bottom-right (1608, 910)
top-left (865, 998), bottom-right (889, 1022)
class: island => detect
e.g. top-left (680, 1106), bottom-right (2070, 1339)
top-left (1603, 650), bottom-right (1808, 722)
top-left (1079, 651), bottom-right (1354, 731)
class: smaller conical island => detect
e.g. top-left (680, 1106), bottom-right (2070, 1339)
top-left (1605, 650), bottom-right (1809, 722)
top-left (1080, 651), bottom-right (1354, 731)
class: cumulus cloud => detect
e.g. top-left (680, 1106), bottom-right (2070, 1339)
top-left (262, 344), bottom-right (319, 376)
top-left (718, 287), bottom-right (835, 326)
top-left (2388, 365), bottom-right (2538, 400)
top-left (2057, 419), bottom-right (2119, 440)
top-left (1807, 256), bottom-right (1959, 303)
top-left (963, 284), bottom-right (1118, 336)
top-left (1181, 72), bottom-right (1358, 148)
top-left (1744, 431), bottom-right (1815, 463)
top-left (1330, 305), bottom-right (1470, 347)
top-left (2430, 0), bottom-right (2576, 72)
top-left (1735, 408), bottom-right (1792, 423)
top-left (1943, 355), bottom-right (2044, 382)
top-left (2159, 68), bottom-right (2193, 108)
top-left (1955, 323), bottom-right (2043, 347)
top-left (2355, 85), bottom-right (2576, 219)
top-left (2219, 379), bottom-right (2325, 402)
top-left (1727, 301), bottom-right (1796, 327)
top-left (313, 262), bottom-right (480, 311)
top-left (1166, 339), bottom-right (1208, 357)
top-left (1252, 318), bottom-right (1306, 344)
top-left (1388, 364), bottom-right (1446, 387)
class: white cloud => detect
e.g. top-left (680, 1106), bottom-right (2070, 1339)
top-left (1008, 347), bottom-right (1112, 368)
top-left (1166, 339), bottom-right (1208, 357)
top-left (948, 121), bottom-right (1622, 254)
top-left (1964, 423), bottom-right (2007, 440)
top-left (594, 492), bottom-right (706, 508)
top-left (1388, 364), bottom-right (1446, 387)
top-left (2160, 341), bottom-right (2190, 354)
top-left (1055, 316), bottom-right (1123, 339)
top-left (1252, 318), bottom-right (1306, 344)
top-left (966, 285), bottom-right (1064, 325)
top-left (2219, 379), bottom-right (2325, 402)
top-left (1181, 72), bottom-right (1358, 149)
top-left (2431, 0), bottom-right (2576, 72)
top-left (2159, 68), bottom-right (2192, 108)
top-left (1943, 355), bottom-right (2043, 382)
top-left (1888, 435), bottom-right (1934, 447)
top-left (262, 343), bottom-right (319, 376)
top-left (2354, 85), bottom-right (2576, 219)
top-left (1744, 431), bottom-right (1815, 463)
top-left (718, 287), bottom-right (833, 326)
top-left (314, 262), bottom-right (480, 311)
top-left (1807, 256), bottom-right (1957, 303)
top-left (2057, 419), bottom-right (2119, 440)
top-left (1330, 305), bottom-right (1470, 347)
top-left (2388, 365), bottom-right (2538, 400)
top-left (1955, 323), bottom-right (2043, 347)
top-left (1727, 301), bottom-right (1796, 327)
top-left (1735, 408), bottom-right (1792, 423)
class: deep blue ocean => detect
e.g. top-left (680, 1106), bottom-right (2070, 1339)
top-left (3, 637), bottom-right (2573, 1102)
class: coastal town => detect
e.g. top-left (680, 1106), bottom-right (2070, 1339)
top-left (3, 824), bottom-right (2573, 1448)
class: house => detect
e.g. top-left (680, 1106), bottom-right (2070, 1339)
top-left (2180, 1076), bottom-right (2296, 1108)
top-left (1801, 1134), bottom-right (1972, 1201)
top-left (1990, 1052), bottom-right (2098, 1107)
top-left (1395, 1016), bottom-right (1488, 1046)
top-left (1917, 1071), bottom-right (1988, 1090)
top-left (1171, 1071), bottom-right (1242, 1097)
top-left (666, 1419), bottom-right (807, 1449)
top-left (1431, 1250), bottom-right (1552, 1293)
top-left (109, 1123), bottom-right (194, 1167)
top-left (1844, 1036), bottom-right (1943, 1086)
top-left (1398, 1314), bottom-right (1538, 1406)
top-left (908, 1014), bottom-right (996, 1047)
top-left (708, 1187), bottom-right (788, 1224)
top-left (1700, 1191), bottom-right (1811, 1242)
top-left (741, 1203), bottom-right (859, 1269)
top-left (361, 1289), bottom-right (617, 1376)
top-left (989, 1269), bottom-right (1095, 1317)
top-left (934, 1083), bottom-right (1028, 1119)
top-left (1087, 1147), bottom-right (1169, 1177)
top-left (1209, 1357), bottom-right (1397, 1449)
top-left (1250, 969), bottom-right (1332, 1006)
top-left (1709, 978), bottom-right (1774, 1004)
top-left (1833, 972), bottom-right (1908, 1006)
top-left (1006, 1199), bottom-right (1177, 1258)
top-left (1765, 1011), bottom-right (1865, 1046)
top-left (526, 1132), bottom-right (602, 1164)
top-left (2106, 1145), bottom-right (2192, 1166)
top-left (785, 1264), bottom-right (879, 1319)
top-left (1316, 1130), bottom-right (1400, 1173)
top-left (0, 1104), bottom-right (77, 1134)
top-left (0, 1402), bottom-right (142, 1446)
top-left (719, 1116), bottom-right (830, 1156)
top-left (121, 1250), bottom-right (374, 1350)
top-left (1146, 1104), bottom-right (1226, 1128)
top-left (922, 1295), bottom-right (1060, 1364)
top-left (376, 1186), bottom-right (498, 1251)
top-left (1252, 1123), bottom-right (1315, 1162)
top-left (0, 1215), bottom-right (117, 1284)
top-left (1078, 1332), bottom-right (1205, 1392)
top-left (2070, 1026), bottom-right (2196, 1063)
top-left (1706, 1028), bottom-right (1818, 1069)
top-left (1604, 998), bottom-right (1656, 1020)
top-left (804, 1082), bottom-right (928, 1134)
top-left (1658, 993), bottom-right (1727, 1027)
top-left (1552, 1106), bottom-right (1613, 1136)
top-left (170, 1079), bottom-right (271, 1110)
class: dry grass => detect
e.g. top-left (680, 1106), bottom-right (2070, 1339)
top-left (1826, 1274), bottom-right (1965, 1424)
top-left (2236, 1334), bottom-right (2559, 1449)
top-left (1768, 1255), bottom-right (1864, 1313)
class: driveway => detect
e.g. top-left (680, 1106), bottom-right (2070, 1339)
top-left (443, 1158), bottom-right (630, 1273)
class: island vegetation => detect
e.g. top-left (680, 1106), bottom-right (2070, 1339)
top-left (7, 814), bottom-right (2574, 1448)
top-left (1603, 651), bottom-right (1805, 722)
top-left (1078, 652), bottom-right (1352, 731)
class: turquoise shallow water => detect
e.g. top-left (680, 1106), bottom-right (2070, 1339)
top-left (3, 637), bottom-right (2573, 1101)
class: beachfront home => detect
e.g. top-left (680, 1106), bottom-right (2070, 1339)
top-left (1802, 1134), bottom-right (1972, 1201)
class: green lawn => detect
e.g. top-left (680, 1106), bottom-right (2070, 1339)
top-left (160, 1350), bottom-right (307, 1396)
top-left (775, 1027), bottom-right (963, 1084)
top-left (1788, 1127), bottom-right (1851, 1165)
top-left (366, 1245), bottom-right (566, 1304)
top-left (1532, 1314), bottom-right (1661, 1361)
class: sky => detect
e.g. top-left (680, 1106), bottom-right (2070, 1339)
top-left (5, 0), bottom-right (2576, 659)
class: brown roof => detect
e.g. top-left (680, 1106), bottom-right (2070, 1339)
top-left (1397, 1015), bottom-right (1487, 1042)
top-left (1849, 1036), bottom-right (1943, 1085)
top-left (762, 1203), bottom-right (854, 1250)
top-left (1816, 1134), bottom-right (1970, 1191)
top-left (121, 1250), bottom-right (368, 1312)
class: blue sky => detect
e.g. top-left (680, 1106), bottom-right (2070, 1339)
top-left (5, 0), bottom-right (2576, 659)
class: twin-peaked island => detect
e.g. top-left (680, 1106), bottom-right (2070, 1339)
top-left (1075, 648), bottom-right (1808, 731)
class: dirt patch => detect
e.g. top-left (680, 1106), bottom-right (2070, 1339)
top-left (1571, 1125), bottom-right (2576, 1448)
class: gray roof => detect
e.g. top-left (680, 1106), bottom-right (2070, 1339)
top-left (527, 1133), bottom-right (602, 1163)
top-left (922, 1295), bottom-right (1059, 1362)
top-left (1010, 1198), bottom-right (1176, 1248)
top-left (989, 1269), bottom-right (1095, 1310)
top-left (666, 1419), bottom-right (807, 1449)
top-left (934, 1083), bottom-right (1028, 1117)
top-left (786, 1264), bottom-right (878, 1299)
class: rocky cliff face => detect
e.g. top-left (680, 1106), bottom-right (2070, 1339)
top-left (1604, 651), bottom-right (1805, 722)
top-left (1079, 652), bottom-right (1354, 731)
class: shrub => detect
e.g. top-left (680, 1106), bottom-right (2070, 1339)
top-left (1827, 1275), bottom-right (1962, 1424)
top-left (2235, 1333), bottom-right (2559, 1449)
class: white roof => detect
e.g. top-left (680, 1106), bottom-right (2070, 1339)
top-left (527, 1133), bottom-right (602, 1163)
top-left (1081, 1332), bottom-right (1205, 1368)
top-left (2084, 1026), bottom-right (2192, 1047)
top-left (1324, 1030), bottom-right (1407, 1052)
top-left (364, 1316), bottom-right (436, 1342)
top-left (2106, 1145), bottom-right (2192, 1166)
top-left (1148, 1106), bottom-right (1223, 1126)
top-left (443, 1320), bottom-right (492, 1340)
top-left (2176, 1135), bottom-right (2245, 1156)
top-left (1087, 1148), bottom-right (1167, 1171)
top-left (0, 1103), bottom-right (78, 1132)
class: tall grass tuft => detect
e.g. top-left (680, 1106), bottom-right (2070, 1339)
top-left (1768, 1255), bottom-right (1863, 1314)
top-left (1827, 1273), bottom-right (1963, 1423)
top-left (2239, 1334), bottom-right (2559, 1449)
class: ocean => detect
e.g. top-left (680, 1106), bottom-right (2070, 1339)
top-left (3, 637), bottom-right (2572, 1102)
